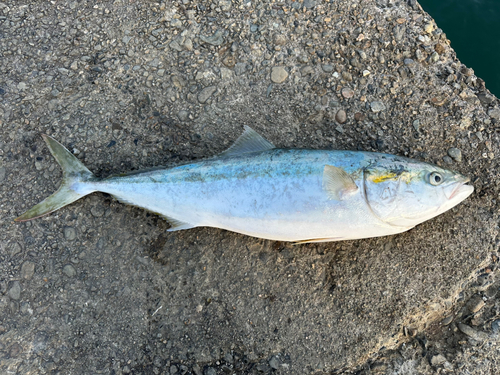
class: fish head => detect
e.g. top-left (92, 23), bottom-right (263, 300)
top-left (363, 159), bottom-right (473, 228)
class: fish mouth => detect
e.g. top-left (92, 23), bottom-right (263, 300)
top-left (444, 177), bottom-right (474, 201)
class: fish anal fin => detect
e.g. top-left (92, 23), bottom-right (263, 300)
top-left (323, 165), bottom-right (359, 200)
top-left (293, 237), bottom-right (344, 245)
top-left (219, 126), bottom-right (275, 157)
top-left (164, 215), bottom-right (196, 231)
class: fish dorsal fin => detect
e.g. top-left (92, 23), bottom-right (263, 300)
top-left (323, 165), bottom-right (359, 200)
top-left (219, 126), bottom-right (275, 157)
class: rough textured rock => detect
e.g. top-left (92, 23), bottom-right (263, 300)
top-left (1, 0), bottom-right (499, 374)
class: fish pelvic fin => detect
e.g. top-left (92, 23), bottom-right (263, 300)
top-left (15, 135), bottom-right (96, 222)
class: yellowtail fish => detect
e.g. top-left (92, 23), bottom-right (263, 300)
top-left (15, 127), bottom-right (473, 244)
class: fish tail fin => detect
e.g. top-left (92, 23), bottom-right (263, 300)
top-left (14, 135), bottom-right (96, 222)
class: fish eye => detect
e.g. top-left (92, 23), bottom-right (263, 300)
top-left (428, 171), bottom-right (443, 186)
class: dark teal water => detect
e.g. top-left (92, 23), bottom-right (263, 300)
top-left (419, 0), bottom-right (500, 97)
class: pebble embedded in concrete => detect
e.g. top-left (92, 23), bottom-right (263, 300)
top-left (370, 101), bottom-right (386, 113)
top-left (21, 262), bottom-right (35, 280)
top-left (63, 265), bottom-right (76, 277)
top-left (335, 109), bottom-right (347, 124)
top-left (63, 227), bottom-right (76, 240)
top-left (271, 67), bottom-right (288, 83)
top-left (341, 87), bottom-right (354, 98)
top-left (198, 86), bottom-right (217, 104)
top-left (447, 147), bottom-right (462, 162)
top-left (8, 281), bottom-right (21, 300)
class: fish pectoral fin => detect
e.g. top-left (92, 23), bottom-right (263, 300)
top-left (219, 125), bottom-right (275, 157)
top-left (163, 215), bottom-right (196, 232)
top-left (323, 165), bottom-right (359, 200)
top-left (293, 237), bottom-right (344, 245)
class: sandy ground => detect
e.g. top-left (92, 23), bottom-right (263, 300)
top-left (0, 0), bottom-right (499, 374)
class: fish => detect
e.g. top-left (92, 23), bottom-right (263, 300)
top-left (15, 126), bottom-right (474, 244)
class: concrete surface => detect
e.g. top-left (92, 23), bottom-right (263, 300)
top-left (0, 0), bottom-right (499, 374)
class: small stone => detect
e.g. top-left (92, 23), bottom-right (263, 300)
top-left (458, 323), bottom-right (488, 341)
top-left (274, 34), bottom-right (286, 45)
top-left (428, 51), bottom-right (439, 63)
top-left (488, 107), bottom-right (500, 119)
top-left (431, 354), bottom-right (447, 366)
top-left (300, 66), bottom-right (314, 76)
top-left (51, 89), bottom-right (60, 97)
top-left (477, 92), bottom-right (495, 104)
top-left (177, 110), bottom-right (189, 121)
top-left (171, 19), bottom-right (182, 28)
top-left (70, 61), bottom-right (78, 70)
top-left (63, 227), bottom-right (76, 240)
top-left (303, 0), bottom-right (316, 8)
top-left (90, 205), bottom-right (105, 217)
top-left (393, 25), bottom-right (406, 41)
top-left (220, 67), bottom-right (233, 80)
top-left (183, 38), bottom-right (193, 51)
top-left (222, 55), bottom-right (236, 68)
top-left (434, 43), bottom-right (445, 55)
top-left (21, 262), bottom-right (35, 280)
top-left (63, 264), bottom-right (76, 277)
top-left (492, 319), bottom-right (500, 334)
top-left (192, 365), bottom-right (202, 375)
top-left (200, 30), bottom-right (224, 46)
top-left (341, 87), bottom-right (354, 98)
top-left (271, 67), bottom-right (288, 83)
top-left (269, 356), bottom-right (280, 369)
top-left (412, 119), bottom-right (420, 131)
top-left (415, 49), bottom-right (424, 61)
top-left (442, 155), bottom-right (453, 164)
top-left (441, 315), bottom-right (453, 325)
top-left (0, 167), bottom-right (6, 182)
top-left (170, 365), bottom-right (178, 374)
top-left (224, 352), bottom-right (233, 363)
top-left (354, 112), bottom-right (365, 122)
top-left (341, 71), bottom-right (352, 81)
top-left (18, 82), bottom-right (27, 90)
top-left (9, 242), bottom-right (22, 256)
top-left (335, 110), bottom-right (347, 124)
top-left (322, 64), bottom-right (333, 72)
top-left (404, 58), bottom-right (415, 66)
top-left (204, 367), bottom-right (216, 375)
top-left (8, 343), bottom-right (22, 358)
top-left (198, 86), bottom-right (217, 104)
top-left (157, 69), bottom-right (165, 77)
top-left (234, 62), bottom-right (247, 76)
top-left (8, 281), bottom-right (21, 300)
top-left (370, 101), bottom-right (386, 113)
top-left (424, 22), bottom-right (435, 34)
top-left (467, 296), bottom-right (485, 313)
top-left (447, 147), bottom-right (462, 162)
